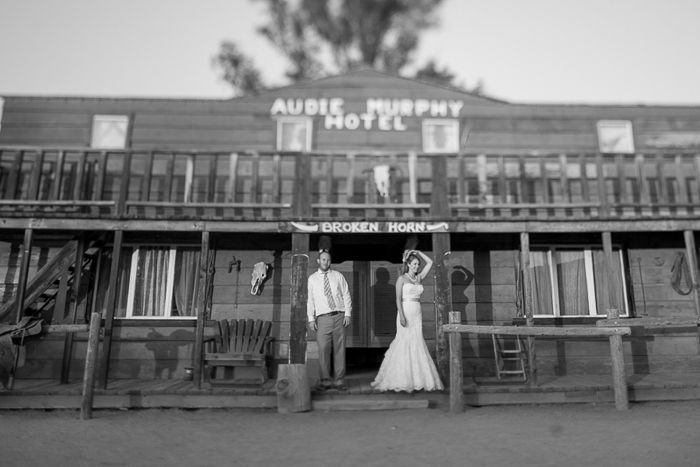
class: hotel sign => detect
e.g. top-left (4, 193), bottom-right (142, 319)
top-left (289, 221), bottom-right (449, 233)
top-left (270, 97), bottom-right (464, 132)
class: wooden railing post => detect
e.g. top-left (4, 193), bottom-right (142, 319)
top-left (606, 307), bottom-right (629, 411)
top-left (448, 311), bottom-right (464, 413)
top-left (80, 313), bottom-right (101, 420)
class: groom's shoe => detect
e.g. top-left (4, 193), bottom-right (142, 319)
top-left (333, 381), bottom-right (348, 391)
top-left (316, 381), bottom-right (332, 392)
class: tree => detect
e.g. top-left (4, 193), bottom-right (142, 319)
top-left (213, 0), bottom-right (478, 95)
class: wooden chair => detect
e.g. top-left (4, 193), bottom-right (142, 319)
top-left (203, 318), bottom-right (274, 386)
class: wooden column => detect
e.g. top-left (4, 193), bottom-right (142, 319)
top-left (80, 313), bottom-right (101, 420)
top-left (290, 153), bottom-right (311, 363)
top-left (15, 228), bottom-right (34, 324)
top-left (61, 236), bottom-right (86, 384)
top-left (520, 232), bottom-right (537, 386)
top-left (116, 151), bottom-right (132, 216)
top-left (430, 156), bottom-right (453, 384)
top-left (98, 231), bottom-right (123, 389)
top-left (448, 311), bottom-right (464, 414)
top-left (193, 231), bottom-right (210, 389)
top-left (683, 230), bottom-right (700, 319)
top-left (602, 231), bottom-right (628, 410)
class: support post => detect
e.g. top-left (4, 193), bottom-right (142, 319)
top-left (520, 232), bottom-right (537, 386)
top-left (683, 230), bottom-right (700, 319)
top-left (430, 156), bottom-right (453, 383)
top-left (15, 229), bottom-right (34, 324)
top-left (290, 234), bottom-right (309, 363)
top-left (98, 231), bottom-right (123, 389)
top-left (193, 231), bottom-right (210, 389)
top-left (289, 153), bottom-right (311, 364)
top-left (61, 236), bottom-right (86, 384)
top-left (80, 313), bottom-right (101, 420)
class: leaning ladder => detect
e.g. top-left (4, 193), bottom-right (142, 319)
top-left (491, 334), bottom-right (527, 381)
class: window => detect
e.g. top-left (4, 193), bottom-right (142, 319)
top-left (422, 119), bottom-right (459, 153)
top-left (115, 246), bottom-right (202, 319)
top-left (276, 117), bottom-right (312, 151)
top-left (529, 246), bottom-right (629, 317)
top-left (91, 114), bottom-right (129, 149)
top-left (597, 120), bottom-right (634, 154)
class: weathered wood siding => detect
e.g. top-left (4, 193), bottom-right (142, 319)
top-left (448, 243), bottom-right (700, 378)
top-left (4, 70), bottom-right (700, 154)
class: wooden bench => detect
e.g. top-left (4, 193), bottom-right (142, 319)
top-left (203, 318), bottom-right (273, 386)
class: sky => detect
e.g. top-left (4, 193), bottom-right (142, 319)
top-left (1, 0), bottom-right (700, 105)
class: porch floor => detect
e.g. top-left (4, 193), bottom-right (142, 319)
top-left (2, 371), bottom-right (700, 410)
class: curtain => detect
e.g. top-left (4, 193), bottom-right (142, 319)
top-left (556, 250), bottom-right (589, 316)
top-left (133, 247), bottom-right (170, 317)
top-left (173, 248), bottom-right (201, 317)
top-left (592, 249), bottom-right (624, 315)
top-left (530, 251), bottom-right (554, 316)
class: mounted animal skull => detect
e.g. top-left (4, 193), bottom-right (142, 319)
top-left (251, 262), bottom-right (269, 295)
top-left (373, 164), bottom-right (391, 198)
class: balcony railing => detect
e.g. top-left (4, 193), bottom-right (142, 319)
top-left (1, 147), bottom-right (699, 222)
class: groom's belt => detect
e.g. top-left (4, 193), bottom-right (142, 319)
top-left (403, 298), bottom-right (420, 302)
top-left (319, 311), bottom-right (344, 317)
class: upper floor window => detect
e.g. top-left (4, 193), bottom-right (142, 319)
top-left (114, 245), bottom-right (202, 319)
top-left (91, 114), bottom-right (129, 149)
top-left (276, 117), bottom-right (312, 151)
top-left (422, 119), bottom-right (459, 153)
top-left (529, 246), bottom-right (629, 318)
top-left (597, 120), bottom-right (634, 154)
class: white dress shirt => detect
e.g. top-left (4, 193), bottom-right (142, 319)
top-left (307, 268), bottom-right (353, 322)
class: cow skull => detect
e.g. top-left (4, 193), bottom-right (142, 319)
top-left (373, 164), bottom-right (391, 198)
top-left (251, 262), bottom-right (269, 295)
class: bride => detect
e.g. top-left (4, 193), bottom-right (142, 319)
top-left (371, 249), bottom-right (444, 392)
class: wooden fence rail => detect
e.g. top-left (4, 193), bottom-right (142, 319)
top-left (442, 324), bottom-right (632, 414)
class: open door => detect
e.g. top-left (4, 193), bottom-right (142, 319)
top-left (335, 260), bottom-right (402, 348)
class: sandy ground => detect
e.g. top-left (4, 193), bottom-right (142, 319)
top-left (1, 401), bottom-right (700, 467)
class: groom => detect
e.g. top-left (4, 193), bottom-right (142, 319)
top-left (307, 249), bottom-right (352, 391)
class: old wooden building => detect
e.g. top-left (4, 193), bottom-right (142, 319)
top-left (1, 69), bottom-right (700, 406)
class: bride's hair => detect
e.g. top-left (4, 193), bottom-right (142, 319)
top-left (402, 253), bottom-right (420, 274)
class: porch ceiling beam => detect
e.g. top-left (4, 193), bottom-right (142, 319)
top-left (2, 218), bottom-right (700, 234)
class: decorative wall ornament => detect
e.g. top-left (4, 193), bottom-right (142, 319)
top-left (372, 164), bottom-right (392, 198)
top-left (251, 262), bottom-right (269, 295)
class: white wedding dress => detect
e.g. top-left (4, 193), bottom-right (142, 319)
top-left (371, 282), bottom-right (444, 392)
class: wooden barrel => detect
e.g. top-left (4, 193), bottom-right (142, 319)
top-left (276, 363), bottom-right (311, 413)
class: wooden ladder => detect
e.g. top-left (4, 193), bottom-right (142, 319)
top-left (491, 334), bottom-right (527, 381)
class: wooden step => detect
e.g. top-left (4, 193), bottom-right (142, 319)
top-left (312, 397), bottom-right (430, 411)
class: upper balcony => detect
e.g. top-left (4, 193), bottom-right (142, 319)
top-left (1, 147), bottom-right (699, 230)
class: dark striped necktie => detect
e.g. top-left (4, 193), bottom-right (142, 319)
top-left (323, 271), bottom-right (337, 309)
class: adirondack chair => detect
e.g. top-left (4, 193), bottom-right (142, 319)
top-left (203, 318), bottom-right (274, 386)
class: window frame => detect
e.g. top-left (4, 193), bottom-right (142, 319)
top-left (90, 114), bottom-right (130, 149)
top-left (119, 244), bottom-right (199, 320)
top-left (531, 244), bottom-right (630, 318)
top-left (597, 120), bottom-right (635, 154)
top-left (422, 119), bottom-right (460, 153)
top-left (275, 116), bottom-right (313, 152)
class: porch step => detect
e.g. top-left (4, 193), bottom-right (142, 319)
top-left (312, 396), bottom-right (430, 411)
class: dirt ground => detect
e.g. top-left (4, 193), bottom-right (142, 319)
top-left (1, 400), bottom-right (700, 467)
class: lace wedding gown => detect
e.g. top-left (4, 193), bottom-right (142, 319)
top-left (371, 282), bottom-right (444, 392)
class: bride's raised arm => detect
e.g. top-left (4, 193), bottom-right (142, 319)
top-left (414, 250), bottom-right (433, 281)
